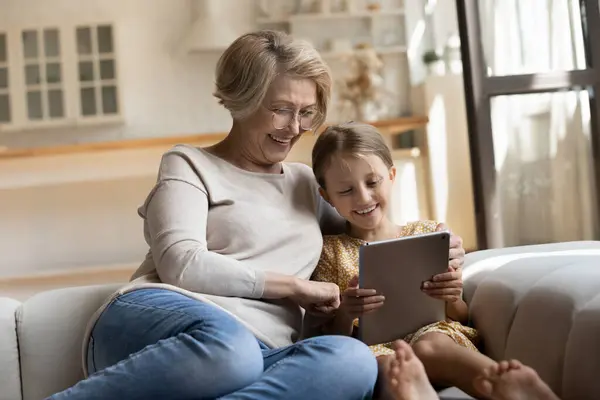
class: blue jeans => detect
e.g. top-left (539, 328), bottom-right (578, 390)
top-left (48, 288), bottom-right (378, 399)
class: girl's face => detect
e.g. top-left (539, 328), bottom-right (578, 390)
top-left (320, 152), bottom-right (396, 232)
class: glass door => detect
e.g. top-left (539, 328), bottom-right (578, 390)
top-left (456, 0), bottom-right (600, 249)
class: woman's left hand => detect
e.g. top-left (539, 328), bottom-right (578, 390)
top-left (421, 266), bottom-right (463, 303)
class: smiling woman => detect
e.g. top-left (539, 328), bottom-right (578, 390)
top-left (46, 30), bottom-right (384, 400)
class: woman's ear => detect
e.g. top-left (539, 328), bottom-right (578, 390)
top-left (318, 186), bottom-right (331, 204)
top-left (389, 166), bottom-right (397, 182)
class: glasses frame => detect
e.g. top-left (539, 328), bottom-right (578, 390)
top-left (266, 106), bottom-right (320, 131)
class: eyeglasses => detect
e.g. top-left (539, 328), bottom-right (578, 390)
top-left (268, 107), bottom-right (320, 131)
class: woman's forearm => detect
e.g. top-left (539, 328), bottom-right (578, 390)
top-left (262, 272), bottom-right (301, 299)
top-left (446, 299), bottom-right (469, 324)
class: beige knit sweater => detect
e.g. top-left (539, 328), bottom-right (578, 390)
top-left (81, 144), bottom-right (342, 376)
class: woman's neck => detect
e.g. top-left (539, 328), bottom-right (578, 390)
top-left (208, 134), bottom-right (281, 174)
top-left (347, 218), bottom-right (400, 243)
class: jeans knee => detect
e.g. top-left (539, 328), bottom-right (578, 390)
top-left (312, 336), bottom-right (378, 396)
top-left (187, 321), bottom-right (263, 391)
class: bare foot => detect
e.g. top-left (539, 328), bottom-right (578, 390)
top-left (382, 340), bottom-right (438, 400)
top-left (473, 359), bottom-right (560, 400)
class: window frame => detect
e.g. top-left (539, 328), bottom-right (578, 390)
top-left (456, 0), bottom-right (600, 249)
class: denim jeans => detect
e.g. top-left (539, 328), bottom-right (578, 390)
top-left (47, 288), bottom-right (378, 400)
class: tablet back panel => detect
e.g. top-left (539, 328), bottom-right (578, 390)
top-left (358, 231), bottom-right (450, 346)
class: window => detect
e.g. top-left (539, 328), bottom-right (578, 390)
top-left (0, 23), bottom-right (120, 131)
top-left (0, 32), bottom-right (10, 123)
top-left (76, 24), bottom-right (119, 117)
top-left (22, 28), bottom-right (65, 121)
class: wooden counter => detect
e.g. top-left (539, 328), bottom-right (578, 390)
top-left (0, 116), bottom-right (427, 160)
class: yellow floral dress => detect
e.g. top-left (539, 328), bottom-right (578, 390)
top-left (311, 220), bottom-right (479, 356)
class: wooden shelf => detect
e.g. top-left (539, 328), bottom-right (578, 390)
top-left (320, 45), bottom-right (407, 58)
top-left (290, 9), bottom-right (405, 21)
top-left (0, 116), bottom-right (427, 161)
top-left (257, 8), bottom-right (406, 24)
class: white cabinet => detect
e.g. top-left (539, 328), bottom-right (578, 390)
top-left (0, 23), bottom-right (122, 133)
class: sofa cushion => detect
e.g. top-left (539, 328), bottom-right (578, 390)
top-left (0, 297), bottom-right (22, 400)
top-left (463, 241), bottom-right (600, 399)
top-left (17, 284), bottom-right (120, 400)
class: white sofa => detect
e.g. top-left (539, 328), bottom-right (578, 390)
top-left (1, 241), bottom-right (600, 400)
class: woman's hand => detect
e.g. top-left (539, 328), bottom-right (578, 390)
top-left (290, 278), bottom-right (341, 315)
top-left (421, 265), bottom-right (463, 303)
top-left (338, 275), bottom-right (385, 320)
top-left (436, 223), bottom-right (465, 270)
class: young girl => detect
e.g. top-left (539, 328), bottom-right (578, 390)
top-left (309, 122), bottom-right (560, 400)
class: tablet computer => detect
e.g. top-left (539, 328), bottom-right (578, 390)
top-left (357, 230), bottom-right (450, 346)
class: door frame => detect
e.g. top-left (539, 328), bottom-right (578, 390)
top-left (455, 0), bottom-right (600, 249)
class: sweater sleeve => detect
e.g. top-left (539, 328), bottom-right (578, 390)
top-left (142, 152), bottom-right (266, 299)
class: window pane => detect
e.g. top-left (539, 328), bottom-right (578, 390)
top-left (48, 89), bottom-right (64, 118)
top-left (81, 87), bottom-right (96, 116)
top-left (44, 29), bottom-right (60, 57)
top-left (22, 30), bottom-right (39, 59)
top-left (76, 27), bottom-right (92, 55)
top-left (97, 25), bottom-right (113, 53)
top-left (101, 85), bottom-right (118, 114)
top-left (99, 59), bottom-right (115, 80)
top-left (0, 68), bottom-right (7, 88)
top-left (25, 64), bottom-right (41, 85)
top-left (46, 63), bottom-right (61, 83)
top-left (0, 34), bottom-right (6, 63)
top-left (479, 0), bottom-right (587, 76)
top-left (27, 91), bottom-right (43, 120)
top-left (78, 61), bottom-right (94, 81)
top-left (0, 94), bottom-right (10, 122)
top-left (490, 90), bottom-right (598, 246)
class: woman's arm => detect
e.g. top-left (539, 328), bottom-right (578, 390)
top-left (146, 179), bottom-right (302, 299)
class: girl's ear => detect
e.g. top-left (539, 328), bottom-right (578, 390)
top-left (318, 186), bottom-right (331, 204)
top-left (389, 166), bottom-right (397, 182)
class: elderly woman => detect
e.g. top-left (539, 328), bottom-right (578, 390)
top-left (50, 30), bottom-right (464, 400)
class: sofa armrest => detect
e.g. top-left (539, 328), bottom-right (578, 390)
top-left (462, 241), bottom-right (600, 399)
top-left (0, 297), bottom-right (22, 400)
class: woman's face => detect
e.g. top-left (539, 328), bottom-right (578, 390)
top-left (239, 75), bottom-right (318, 165)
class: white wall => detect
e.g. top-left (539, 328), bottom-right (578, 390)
top-left (0, 0), bottom-right (256, 148)
top-left (403, 0), bottom-right (460, 86)
top-left (0, 177), bottom-right (154, 275)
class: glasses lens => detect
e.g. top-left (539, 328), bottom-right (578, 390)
top-left (300, 113), bottom-right (317, 130)
top-left (272, 111), bottom-right (292, 130)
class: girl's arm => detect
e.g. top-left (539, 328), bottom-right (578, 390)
top-left (322, 313), bottom-right (355, 336)
top-left (446, 298), bottom-right (469, 324)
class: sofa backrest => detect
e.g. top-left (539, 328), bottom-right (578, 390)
top-left (17, 284), bottom-right (120, 400)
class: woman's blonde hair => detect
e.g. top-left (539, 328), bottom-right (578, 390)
top-left (214, 30), bottom-right (331, 129)
top-left (312, 121), bottom-right (393, 188)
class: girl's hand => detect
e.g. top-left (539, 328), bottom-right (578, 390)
top-left (421, 266), bottom-right (463, 303)
top-left (436, 223), bottom-right (466, 270)
top-left (338, 275), bottom-right (385, 320)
